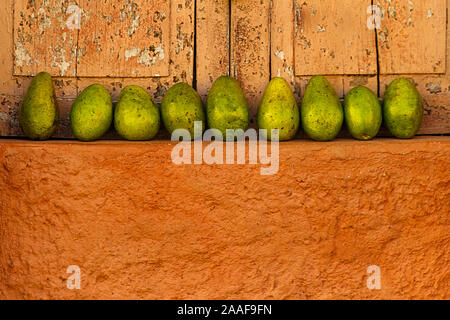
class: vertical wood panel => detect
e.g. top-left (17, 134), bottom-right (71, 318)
top-left (294, 0), bottom-right (377, 76)
top-left (231, 0), bottom-right (270, 126)
top-left (1, 0), bottom-right (449, 137)
top-left (377, 0), bottom-right (447, 74)
top-left (1, 0), bottom-right (24, 97)
top-left (196, 0), bottom-right (230, 101)
top-left (271, 0), bottom-right (299, 98)
top-left (77, 0), bottom-right (195, 102)
top-left (13, 0), bottom-right (78, 77)
top-left (380, 0), bottom-right (450, 134)
top-left (77, 0), bottom-right (170, 77)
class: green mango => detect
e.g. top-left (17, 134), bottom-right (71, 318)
top-left (161, 82), bottom-right (205, 139)
top-left (383, 78), bottom-right (423, 139)
top-left (344, 86), bottom-right (382, 140)
top-left (114, 85), bottom-right (160, 141)
top-left (70, 84), bottom-right (113, 142)
top-left (206, 76), bottom-right (249, 138)
top-left (257, 77), bottom-right (299, 141)
top-left (301, 76), bottom-right (343, 141)
top-left (19, 72), bottom-right (59, 140)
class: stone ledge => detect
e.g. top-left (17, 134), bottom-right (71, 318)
top-left (0, 137), bottom-right (449, 299)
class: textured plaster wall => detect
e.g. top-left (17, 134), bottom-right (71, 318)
top-left (0, 137), bottom-right (449, 299)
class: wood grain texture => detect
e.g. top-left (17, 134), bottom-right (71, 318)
top-left (294, 0), bottom-right (377, 75)
top-left (77, 0), bottom-right (170, 78)
top-left (0, 0), bottom-right (448, 137)
top-left (196, 0), bottom-right (230, 101)
top-left (272, 1), bottom-right (378, 100)
top-left (377, 0), bottom-right (447, 74)
top-left (271, 0), bottom-right (300, 99)
top-left (13, 0), bottom-right (78, 77)
top-left (378, 0), bottom-right (450, 134)
top-left (231, 0), bottom-right (271, 127)
top-left (1, 137), bottom-right (449, 299)
top-left (1, 0), bottom-right (195, 137)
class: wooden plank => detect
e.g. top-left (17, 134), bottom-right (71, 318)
top-left (420, 96), bottom-right (450, 134)
top-left (231, 0), bottom-right (271, 127)
top-left (0, 96), bottom-right (22, 137)
top-left (271, 0), bottom-right (300, 99)
top-left (76, 0), bottom-right (195, 103)
top-left (0, 0), bottom-right (22, 97)
top-left (294, 0), bottom-right (377, 76)
top-left (378, 0), bottom-right (449, 134)
top-left (196, 0), bottom-right (230, 101)
top-left (377, 0), bottom-right (447, 74)
top-left (77, 0), bottom-right (170, 78)
top-left (2, 0), bottom-right (78, 98)
top-left (13, 0), bottom-right (78, 77)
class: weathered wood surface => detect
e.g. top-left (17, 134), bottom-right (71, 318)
top-left (196, 0), bottom-right (230, 101)
top-left (378, 0), bottom-right (450, 136)
top-left (376, 0), bottom-right (447, 74)
top-left (230, 0), bottom-right (271, 128)
top-left (0, 0), bottom-right (448, 138)
top-left (13, 0), bottom-right (78, 77)
top-left (294, 0), bottom-right (377, 76)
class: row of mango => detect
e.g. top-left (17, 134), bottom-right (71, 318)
top-left (19, 72), bottom-right (423, 141)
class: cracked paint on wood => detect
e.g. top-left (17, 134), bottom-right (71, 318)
top-left (377, 0), bottom-right (446, 74)
top-left (294, 0), bottom-right (377, 76)
top-left (13, 0), bottom-right (79, 77)
top-left (0, 0), bottom-right (449, 137)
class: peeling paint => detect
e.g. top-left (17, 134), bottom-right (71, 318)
top-left (14, 42), bottom-right (32, 68)
top-left (317, 25), bottom-right (326, 32)
top-left (406, 0), bottom-right (414, 27)
top-left (274, 49), bottom-right (285, 61)
top-left (426, 82), bottom-right (442, 94)
top-left (125, 47), bottom-right (141, 61)
top-left (137, 43), bottom-right (164, 67)
top-left (137, 49), bottom-right (156, 67)
top-left (50, 45), bottom-right (71, 76)
top-left (350, 76), bottom-right (369, 87)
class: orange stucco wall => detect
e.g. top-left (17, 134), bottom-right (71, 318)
top-left (0, 137), bottom-right (449, 299)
